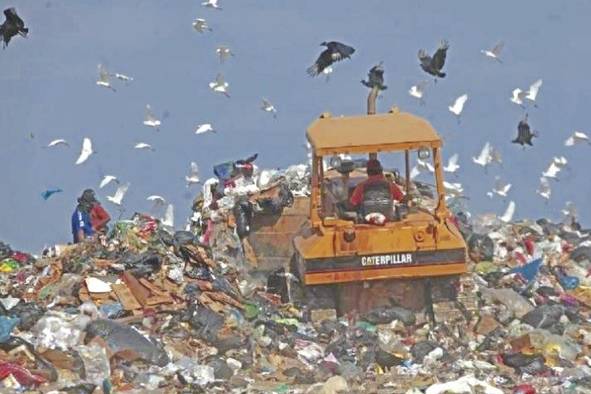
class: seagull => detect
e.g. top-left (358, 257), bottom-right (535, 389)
top-left (416, 158), bottom-right (434, 173)
top-left (147, 195), bottom-right (166, 206)
top-left (361, 62), bottom-right (387, 91)
top-left (562, 201), bottom-right (577, 219)
top-left (307, 41), bottom-right (355, 77)
top-left (202, 0), bottom-right (222, 10)
top-left (448, 94), bottom-right (468, 121)
top-left (99, 175), bottom-right (118, 189)
top-left (185, 162), bottom-right (200, 186)
top-left (491, 176), bottom-right (512, 198)
top-left (542, 161), bottom-right (562, 180)
top-left (47, 139), bottom-right (69, 148)
top-left (490, 146), bottom-right (503, 167)
top-left (106, 183), bottom-right (129, 206)
top-left (443, 153), bottom-right (460, 174)
top-left (192, 18), bottom-right (212, 33)
top-left (537, 177), bottom-right (551, 201)
top-left (512, 114), bottom-right (537, 147)
top-left (96, 64), bottom-right (115, 92)
top-left (0, 8), bottom-right (28, 48)
top-left (409, 81), bottom-right (428, 105)
top-left (216, 45), bottom-right (234, 63)
top-left (481, 41), bottom-right (504, 62)
top-left (261, 98), bottom-right (277, 118)
top-left (113, 73), bottom-right (133, 83)
top-left (143, 104), bottom-right (161, 130)
top-left (195, 123), bottom-right (215, 135)
top-left (525, 79), bottom-right (542, 105)
top-left (472, 142), bottom-right (492, 169)
top-left (75, 138), bottom-right (93, 165)
top-left (510, 88), bottom-right (527, 107)
top-left (443, 181), bottom-right (464, 198)
top-left (134, 142), bottom-right (155, 151)
top-left (553, 156), bottom-right (568, 168)
top-left (321, 66), bottom-right (333, 82)
top-left (409, 165), bottom-right (421, 180)
top-left (41, 188), bottom-right (63, 201)
top-left (418, 40), bottom-right (449, 81)
top-left (565, 131), bottom-right (590, 146)
top-left (209, 73), bottom-right (230, 98)
top-left (499, 201), bottom-right (516, 223)
top-left (161, 204), bottom-right (174, 227)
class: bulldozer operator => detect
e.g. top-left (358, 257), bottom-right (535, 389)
top-left (349, 158), bottom-right (404, 221)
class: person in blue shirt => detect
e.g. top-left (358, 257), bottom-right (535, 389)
top-left (71, 189), bottom-right (95, 243)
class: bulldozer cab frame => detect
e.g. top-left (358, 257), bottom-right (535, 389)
top-left (307, 106), bottom-right (449, 230)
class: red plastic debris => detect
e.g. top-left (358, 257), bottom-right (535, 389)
top-left (523, 238), bottom-right (535, 256)
top-left (0, 362), bottom-right (46, 386)
top-left (11, 251), bottom-right (30, 264)
top-left (513, 384), bottom-right (536, 394)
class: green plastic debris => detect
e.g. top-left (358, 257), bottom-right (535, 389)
top-left (0, 259), bottom-right (19, 273)
top-left (355, 320), bottom-right (377, 333)
top-left (243, 303), bottom-right (260, 320)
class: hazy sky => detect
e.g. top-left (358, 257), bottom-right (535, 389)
top-left (2, 1), bottom-right (590, 251)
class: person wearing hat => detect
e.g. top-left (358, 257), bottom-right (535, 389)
top-left (350, 159), bottom-right (404, 219)
top-left (71, 189), bottom-right (110, 243)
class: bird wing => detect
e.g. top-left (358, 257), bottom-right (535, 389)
top-left (162, 204), bottom-right (174, 227)
top-left (48, 139), bottom-right (68, 147)
top-left (5, 8), bottom-right (25, 28)
top-left (97, 64), bottom-right (110, 83)
top-left (491, 41), bottom-right (504, 55)
top-left (190, 162), bottom-right (199, 176)
top-left (544, 162), bottom-right (560, 177)
top-left (432, 40), bottom-right (449, 70)
top-left (500, 201), bottom-right (516, 223)
top-left (308, 48), bottom-right (334, 76)
top-left (76, 138), bottom-right (92, 165)
top-left (478, 142), bottom-right (491, 163)
top-left (564, 136), bottom-right (575, 146)
top-left (147, 195), bottom-right (165, 203)
top-left (99, 175), bottom-right (116, 189)
top-left (526, 79), bottom-right (543, 100)
top-left (215, 73), bottom-right (225, 85)
top-left (331, 42), bottom-right (355, 59)
top-left (418, 49), bottom-right (433, 69)
top-left (113, 183), bottom-right (130, 204)
top-left (574, 131), bottom-right (589, 140)
top-left (448, 153), bottom-right (459, 167)
top-left (410, 166), bottom-right (420, 180)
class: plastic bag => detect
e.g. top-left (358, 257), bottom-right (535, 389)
top-left (76, 343), bottom-right (110, 386)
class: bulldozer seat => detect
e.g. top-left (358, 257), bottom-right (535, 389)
top-left (360, 180), bottom-right (394, 221)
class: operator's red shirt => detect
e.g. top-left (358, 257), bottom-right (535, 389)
top-left (350, 174), bottom-right (404, 206)
top-left (90, 203), bottom-right (111, 231)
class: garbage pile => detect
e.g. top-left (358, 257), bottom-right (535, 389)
top-left (1, 159), bottom-right (591, 393)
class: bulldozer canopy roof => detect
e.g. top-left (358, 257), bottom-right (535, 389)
top-left (307, 109), bottom-right (442, 155)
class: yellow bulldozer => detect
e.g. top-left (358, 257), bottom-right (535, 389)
top-left (247, 105), bottom-right (471, 319)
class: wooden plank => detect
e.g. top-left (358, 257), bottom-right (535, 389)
top-left (121, 272), bottom-right (150, 306)
top-left (112, 283), bottom-right (141, 310)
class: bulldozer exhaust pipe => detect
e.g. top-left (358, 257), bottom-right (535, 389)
top-left (367, 86), bottom-right (379, 115)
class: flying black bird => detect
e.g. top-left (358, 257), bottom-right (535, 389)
top-left (418, 40), bottom-right (449, 80)
top-left (512, 114), bottom-right (537, 147)
top-left (361, 62), bottom-right (387, 90)
top-left (307, 41), bottom-right (355, 77)
top-left (0, 8), bottom-right (28, 48)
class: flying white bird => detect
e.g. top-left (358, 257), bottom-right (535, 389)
top-left (99, 175), bottom-right (118, 189)
top-left (448, 94), bottom-right (468, 120)
top-left (195, 123), bottom-right (215, 135)
top-left (491, 177), bottom-right (512, 198)
top-left (147, 195), bottom-right (166, 205)
top-left (134, 142), bottom-right (155, 151)
top-left (562, 201), bottom-right (577, 219)
top-left (113, 73), bottom-right (133, 83)
top-left (565, 131), bottom-right (590, 146)
top-left (202, 0), bottom-right (222, 10)
top-left (192, 18), bottom-right (212, 33)
top-left (510, 88), bottom-right (527, 107)
top-left (106, 183), bottom-right (129, 206)
top-left (443, 181), bottom-right (464, 197)
top-left (481, 41), bottom-right (504, 62)
top-left (75, 138), bottom-right (93, 165)
top-left (143, 104), bottom-right (161, 130)
top-left (96, 64), bottom-right (115, 92)
top-left (443, 153), bottom-right (460, 174)
top-left (261, 98), bottom-right (277, 118)
top-left (542, 161), bottom-right (562, 180)
top-left (47, 139), bottom-right (69, 148)
top-left (416, 158), bottom-right (434, 173)
top-left (490, 147), bottom-right (503, 166)
top-left (525, 79), bottom-right (542, 104)
top-left (185, 162), bottom-right (200, 186)
top-left (409, 165), bottom-right (421, 180)
top-left (553, 156), bottom-right (568, 169)
top-left (409, 81), bottom-right (428, 105)
top-left (209, 73), bottom-right (230, 97)
top-left (161, 204), bottom-right (174, 227)
top-left (472, 142), bottom-right (493, 169)
top-left (537, 177), bottom-right (551, 200)
top-left (216, 45), bottom-right (234, 63)
top-left (499, 201), bottom-right (516, 223)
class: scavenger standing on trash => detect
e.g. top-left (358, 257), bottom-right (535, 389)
top-left (71, 189), bottom-right (109, 243)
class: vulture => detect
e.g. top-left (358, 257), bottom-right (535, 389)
top-left (512, 114), bottom-right (537, 146)
top-left (418, 40), bottom-right (449, 80)
top-left (307, 41), bottom-right (355, 76)
top-left (361, 62), bottom-right (387, 90)
top-left (0, 8), bottom-right (28, 48)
